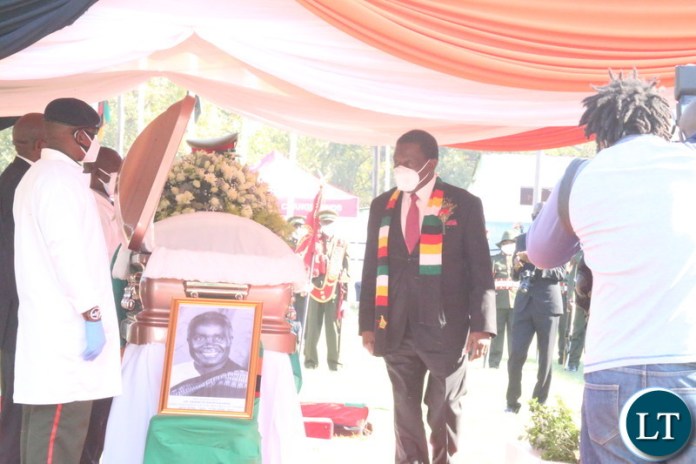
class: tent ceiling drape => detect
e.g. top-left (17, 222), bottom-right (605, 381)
top-left (0, 0), bottom-right (693, 150)
top-left (298, 0), bottom-right (696, 91)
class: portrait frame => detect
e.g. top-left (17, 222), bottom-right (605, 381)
top-left (159, 297), bottom-right (263, 419)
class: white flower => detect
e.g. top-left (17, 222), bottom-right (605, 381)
top-left (240, 204), bottom-right (253, 218)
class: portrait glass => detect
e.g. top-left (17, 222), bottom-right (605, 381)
top-left (159, 298), bottom-right (263, 418)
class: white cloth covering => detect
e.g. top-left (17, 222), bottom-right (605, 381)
top-left (102, 345), bottom-right (306, 464)
top-left (12, 148), bottom-right (121, 404)
top-left (143, 212), bottom-right (306, 288)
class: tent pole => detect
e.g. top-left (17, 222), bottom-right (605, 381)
top-left (372, 146), bottom-right (380, 197)
top-left (117, 95), bottom-right (125, 155)
top-left (383, 145), bottom-right (391, 191)
top-left (533, 150), bottom-right (543, 205)
top-left (288, 132), bottom-right (298, 217)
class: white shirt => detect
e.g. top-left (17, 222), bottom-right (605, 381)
top-left (528, 135), bottom-right (696, 373)
top-left (92, 191), bottom-right (125, 261)
top-left (400, 174), bottom-right (437, 240)
top-left (13, 148), bottom-right (121, 404)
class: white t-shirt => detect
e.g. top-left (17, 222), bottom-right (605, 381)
top-left (92, 191), bottom-right (125, 261)
top-left (529, 135), bottom-right (696, 373)
top-left (13, 148), bottom-right (121, 404)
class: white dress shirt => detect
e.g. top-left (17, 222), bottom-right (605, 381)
top-left (400, 174), bottom-right (437, 240)
top-left (92, 190), bottom-right (125, 261)
top-left (13, 148), bottom-right (121, 404)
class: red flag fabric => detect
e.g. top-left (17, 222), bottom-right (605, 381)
top-left (295, 185), bottom-right (323, 269)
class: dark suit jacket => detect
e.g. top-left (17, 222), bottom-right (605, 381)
top-left (0, 157), bottom-right (30, 351)
top-left (359, 181), bottom-right (496, 357)
top-left (512, 233), bottom-right (565, 316)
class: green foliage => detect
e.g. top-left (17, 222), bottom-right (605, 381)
top-left (0, 128), bottom-right (13, 170)
top-left (524, 398), bottom-right (580, 463)
top-left (437, 147), bottom-right (481, 189)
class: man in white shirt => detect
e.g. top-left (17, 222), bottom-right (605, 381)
top-left (13, 98), bottom-right (121, 464)
top-left (80, 146), bottom-right (124, 464)
top-left (84, 146), bottom-right (124, 260)
top-left (527, 73), bottom-right (696, 462)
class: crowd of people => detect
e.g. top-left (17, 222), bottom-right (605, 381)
top-left (3, 70), bottom-right (696, 464)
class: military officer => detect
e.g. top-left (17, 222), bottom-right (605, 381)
top-left (303, 210), bottom-right (349, 371)
top-left (488, 229), bottom-right (519, 368)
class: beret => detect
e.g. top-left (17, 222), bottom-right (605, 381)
top-left (318, 210), bottom-right (338, 224)
top-left (44, 98), bottom-right (101, 128)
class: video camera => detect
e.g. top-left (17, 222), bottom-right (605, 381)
top-left (675, 65), bottom-right (696, 122)
top-left (518, 268), bottom-right (535, 294)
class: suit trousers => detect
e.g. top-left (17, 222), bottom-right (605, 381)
top-left (506, 297), bottom-right (560, 409)
top-left (0, 348), bottom-right (21, 464)
top-left (488, 306), bottom-right (512, 368)
top-left (384, 329), bottom-right (467, 464)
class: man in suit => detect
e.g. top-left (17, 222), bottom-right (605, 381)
top-left (0, 113), bottom-right (44, 464)
top-left (505, 203), bottom-right (566, 414)
top-left (359, 129), bottom-right (496, 464)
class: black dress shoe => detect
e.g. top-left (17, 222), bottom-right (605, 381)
top-left (505, 404), bottom-right (521, 414)
top-left (566, 365), bottom-right (579, 372)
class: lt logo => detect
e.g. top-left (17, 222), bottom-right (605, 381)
top-left (620, 388), bottom-right (692, 461)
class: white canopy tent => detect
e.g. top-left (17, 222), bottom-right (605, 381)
top-left (0, 0), bottom-right (607, 148)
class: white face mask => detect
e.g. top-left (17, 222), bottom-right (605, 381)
top-left (77, 130), bottom-right (100, 164)
top-left (501, 243), bottom-right (516, 255)
top-left (98, 168), bottom-right (117, 197)
top-left (393, 160), bottom-right (429, 193)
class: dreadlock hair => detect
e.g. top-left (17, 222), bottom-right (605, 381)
top-left (579, 70), bottom-right (673, 150)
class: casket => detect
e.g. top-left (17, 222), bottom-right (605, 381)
top-left (115, 96), bottom-right (304, 353)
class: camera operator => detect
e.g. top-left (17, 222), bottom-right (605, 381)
top-left (504, 202), bottom-right (566, 414)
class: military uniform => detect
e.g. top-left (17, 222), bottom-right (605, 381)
top-left (489, 230), bottom-right (519, 368)
top-left (303, 211), bottom-right (349, 371)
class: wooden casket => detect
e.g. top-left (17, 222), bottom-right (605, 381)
top-left (115, 95), bottom-right (303, 353)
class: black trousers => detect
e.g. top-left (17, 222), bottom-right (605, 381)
top-left (506, 301), bottom-right (560, 409)
top-left (0, 348), bottom-right (21, 464)
top-left (384, 329), bottom-right (467, 464)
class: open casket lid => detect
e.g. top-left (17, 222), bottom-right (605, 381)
top-left (115, 95), bottom-right (195, 251)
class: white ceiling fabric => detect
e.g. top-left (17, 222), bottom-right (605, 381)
top-left (0, 0), bottom-right (671, 146)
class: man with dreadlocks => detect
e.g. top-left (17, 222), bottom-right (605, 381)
top-left (524, 72), bottom-right (696, 462)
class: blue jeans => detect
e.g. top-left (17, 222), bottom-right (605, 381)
top-left (582, 363), bottom-right (696, 463)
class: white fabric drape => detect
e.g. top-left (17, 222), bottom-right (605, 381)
top-left (0, 0), bottom-right (606, 148)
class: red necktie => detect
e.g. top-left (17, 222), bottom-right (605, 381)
top-left (405, 192), bottom-right (420, 254)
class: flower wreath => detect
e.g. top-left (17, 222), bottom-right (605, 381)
top-left (156, 150), bottom-right (292, 240)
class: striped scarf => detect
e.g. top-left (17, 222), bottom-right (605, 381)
top-left (375, 179), bottom-right (445, 327)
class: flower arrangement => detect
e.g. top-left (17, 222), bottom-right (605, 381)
top-left (156, 150), bottom-right (293, 240)
top-left (438, 198), bottom-right (457, 234)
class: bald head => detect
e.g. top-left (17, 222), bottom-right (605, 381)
top-left (679, 102), bottom-right (696, 140)
top-left (12, 113), bottom-right (45, 162)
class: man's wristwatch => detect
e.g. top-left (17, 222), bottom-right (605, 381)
top-left (83, 306), bottom-right (102, 322)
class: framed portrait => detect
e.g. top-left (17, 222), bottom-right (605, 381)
top-left (159, 298), bottom-right (263, 419)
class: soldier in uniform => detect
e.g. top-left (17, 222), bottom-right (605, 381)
top-left (303, 210), bottom-right (349, 371)
top-left (488, 229), bottom-right (519, 369)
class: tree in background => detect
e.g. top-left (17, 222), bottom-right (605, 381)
top-left (0, 77), bottom-right (583, 205)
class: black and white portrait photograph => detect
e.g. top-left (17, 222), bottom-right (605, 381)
top-left (160, 298), bottom-right (263, 418)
